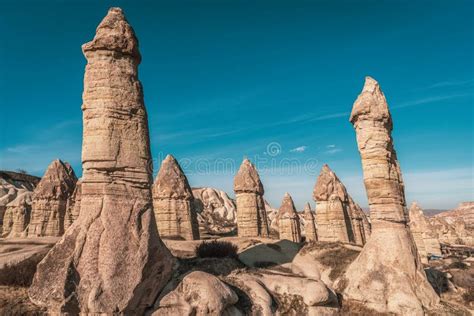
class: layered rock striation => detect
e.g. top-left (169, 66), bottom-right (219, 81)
top-left (335, 77), bottom-right (439, 314)
top-left (64, 180), bottom-right (82, 231)
top-left (153, 155), bottom-right (200, 240)
top-left (409, 202), bottom-right (442, 263)
top-left (27, 159), bottom-right (77, 237)
top-left (29, 8), bottom-right (174, 314)
top-left (313, 164), bottom-right (369, 245)
top-left (2, 191), bottom-right (32, 238)
top-left (302, 202), bottom-right (318, 242)
top-left (233, 159), bottom-right (269, 237)
top-left (277, 193), bottom-right (302, 242)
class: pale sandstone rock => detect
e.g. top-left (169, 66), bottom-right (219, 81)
top-left (277, 193), bottom-right (302, 242)
top-left (153, 155), bottom-right (200, 240)
top-left (29, 8), bottom-right (174, 314)
top-left (0, 171), bottom-right (39, 234)
top-left (429, 216), bottom-right (474, 246)
top-left (192, 187), bottom-right (237, 234)
top-left (335, 77), bottom-right (439, 315)
top-left (153, 271), bottom-right (239, 316)
top-left (434, 202), bottom-right (474, 231)
top-left (27, 159), bottom-right (77, 237)
top-left (409, 202), bottom-right (442, 263)
top-left (303, 202), bottom-right (318, 242)
top-left (64, 179), bottom-right (81, 231)
top-left (234, 159), bottom-right (269, 237)
top-left (2, 191), bottom-right (32, 238)
top-left (313, 164), bottom-right (369, 245)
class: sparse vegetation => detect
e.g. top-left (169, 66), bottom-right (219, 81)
top-left (462, 288), bottom-right (474, 305)
top-left (195, 240), bottom-right (238, 259)
top-left (318, 246), bottom-right (360, 280)
top-left (253, 261), bottom-right (277, 268)
top-left (447, 261), bottom-right (468, 270)
top-left (339, 298), bottom-right (390, 315)
top-left (0, 252), bottom-right (46, 287)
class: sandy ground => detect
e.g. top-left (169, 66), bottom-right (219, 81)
top-left (0, 237), bottom-right (59, 268)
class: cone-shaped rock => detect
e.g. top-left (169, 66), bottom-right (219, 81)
top-left (29, 8), bottom-right (174, 314)
top-left (64, 180), bottom-right (81, 231)
top-left (2, 191), bottom-right (32, 238)
top-left (335, 77), bottom-right (439, 314)
top-left (27, 159), bottom-right (77, 237)
top-left (302, 202), bottom-right (317, 242)
top-left (233, 159), bottom-right (269, 237)
top-left (313, 164), bottom-right (369, 245)
top-left (277, 193), bottom-right (301, 242)
top-left (409, 202), bottom-right (442, 263)
top-left (153, 155), bottom-right (200, 240)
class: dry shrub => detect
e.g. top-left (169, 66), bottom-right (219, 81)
top-left (447, 261), bottom-right (468, 270)
top-left (462, 287), bottom-right (474, 305)
top-left (318, 246), bottom-right (360, 280)
top-left (0, 251), bottom-right (47, 287)
top-left (195, 240), bottom-right (238, 259)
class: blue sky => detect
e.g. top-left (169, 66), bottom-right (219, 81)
top-left (1, 0), bottom-right (473, 210)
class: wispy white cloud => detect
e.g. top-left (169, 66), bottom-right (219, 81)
top-left (393, 93), bottom-right (470, 109)
top-left (427, 79), bottom-right (474, 89)
top-left (322, 144), bottom-right (342, 155)
top-left (290, 146), bottom-right (307, 153)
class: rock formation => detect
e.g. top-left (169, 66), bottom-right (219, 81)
top-left (153, 155), bottom-right (200, 240)
top-left (0, 171), bottom-right (39, 235)
top-left (409, 202), bottom-right (442, 263)
top-left (302, 202), bottom-right (318, 241)
top-left (64, 180), bottom-right (82, 231)
top-left (313, 164), bottom-right (369, 245)
top-left (2, 191), bottom-right (32, 238)
top-left (277, 193), bottom-right (302, 242)
top-left (29, 8), bottom-right (174, 314)
top-left (27, 159), bottom-right (77, 237)
top-left (434, 202), bottom-right (474, 230)
top-left (233, 159), bottom-right (269, 237)
top-left (335, 77), bottom-right (439, 314)
top-left (192, 187), bottom-right (236, 234)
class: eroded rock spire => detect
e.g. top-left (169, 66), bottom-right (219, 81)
top-left (335, 77), bottom-right (439, 314)
top-left (29, 8), bottom-right (174, 314)
top-left (277, 193), bottom-right (301, 242)
top-left (302, 202), bottom-right (317, 242)
top-left (27, 159), bottom-right (77, 237)
top-left (153, 155), bottom-right (200, 240)
top-left (233, 159), bottom-right (269, 237)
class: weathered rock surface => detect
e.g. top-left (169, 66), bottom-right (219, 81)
top-left (429, 215), bottom-right (474, 247)
top-left (313, 164), bottom-right (369, 245)
top-left (2, 191), bottom-right (32, 238)
top-left (277, 193), bottom-right (302, 242)
top-left (153, 271), bottom-right (239, 316)
top-left (335, 77), bottom-right (439, 314)
top-left (28, 8), bottom-right (174, 314)
top-left (233, 159), bottom-right (269, 237)
top-left (0, 171), bottom-right (39, 235)
top-left (153, 155), bottom-right (200, 240)
top-left (27, 159), bottom-right (77, 237)
top-left (409, 202), bottom-right (442, 263)
top-left (64, 179), bottom-right (81, 231)
top-left (192, 187), bottom-right (237, 234)
top-left (302, 202), bottom-right (318, 241)
top-left (434, 202), bottom-right (474, 231)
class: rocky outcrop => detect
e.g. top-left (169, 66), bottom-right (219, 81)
top-left (153, 271), bottom-right (239, 315)
top-left (429, 216), bottom-right (474, 246)
top-left (434, 202), bottom-right (474, 230)
top-left (2, 191), bottom-right (32, 238)
top-left (0, 171), bottom-right (39, 235)
top-left (302, 202), bottom-right (317, 241)
top-left (29, 8), bottom-right (174, 314)
top-left (192, 187), bottom-right (236, 234)
top-left (313, 164), bottom-right (369, 245)
top-left (153, 155), bottom-right (200, 240)
top-left (277, 193), bottom-right (302, 242)
top-left (64, 180), bottom-right (81, 231)
top-left (409, 202), bottom-right (442, 263)
top-left (233, 159), bottom-right (269, 237)
top-left (27, 159), bottom-right (77, 237)
top-left (335, 77), bottom-right (439, 314)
